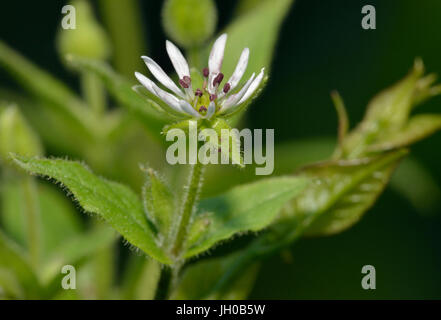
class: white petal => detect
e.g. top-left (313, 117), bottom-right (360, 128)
top-left (179, 100), bottom-right (201, 118)
top-left (219, 48), bottom-right (249, 98)
top-left (208, 34), bottom-right (227, 94)
top-left (142, 56), bottom-right (184, 98)
top-left (135, 72), bottom-right (159, 97)
top-left (220, 73), bottom-right (255, 112)
top-left (205, 101), bottom-right (215, 119)
top-left (166, 40), bottom-right (190, 79)
top-left (152, 85), bottom-right (184, 114)
top-left (238, 68), bottom-right (265, 104)
top-left (208, 34), bottom-right (227, 75)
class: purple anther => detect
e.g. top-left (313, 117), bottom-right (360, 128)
top-left (223, 82), bottom-right (231, 93)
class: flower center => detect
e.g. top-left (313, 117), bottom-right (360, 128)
top-left (194, 91), bottom-right (211, 115)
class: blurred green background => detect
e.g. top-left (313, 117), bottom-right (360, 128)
top-left (1, 0), bottom-right (440, 299)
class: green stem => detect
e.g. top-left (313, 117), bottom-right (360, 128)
top-left (154, 266), bottom-right (172, 300)
top-left (81, 72), bottom-right (105, 115)
top-left (21, 176), bottom-right (40, 269)
top-left (170, 162), bottom-right (205, 258)
top-left (99, 0), bottom-right (146, 78)
top-left (154, 263), bottom-right (182, 300)
top-left (188, 46), bottom-right (203, 70)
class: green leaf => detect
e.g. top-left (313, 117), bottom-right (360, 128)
top-left (390, 157), bottom-right (441, 216)
top-left (0, 41), bottom-right (95, 136)
top-left (286, 150), bottom-right (408, 236)
top-left (0, 89), bottom-right (94, 157)
top-left (0, 267), bottom-right (24, 299)
top-left (41, 225), bottom-right (115, 283)
top-left (173, 251), bottom-right (260, 299)
top-left (12, 155), bottom-right (172, 264)
top-left (235, 0), bottom-right (268, 15)
top-left (0, 231), bottom-right (42, 298)
top-left (202, 137), bottom-right (335, 197)
top-left (0, 174), bottom-right (82, 262)
top-left (208, 0), bottom-right (293, 81)
top-left (142, 168), bottom-right (175, 236)
top-left (367, 114), bottom-right (441, 152)
top-left (184, 176), bottom-right (308, 257)
top-left (65, 55), bottom-right (168, 136)
top-left (341, 60), bottom-right (441, 158)
top-left (330, 91), bottom-right (349, 148)
top-left (132, 259), bottom-right (161, 300)
top-left (0, 105), bottom-right (43, 162)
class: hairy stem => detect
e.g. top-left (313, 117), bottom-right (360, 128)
top-left (21, 176), bottom-right (41, 269)
top-left (170, 162), bottom-right (205, 258)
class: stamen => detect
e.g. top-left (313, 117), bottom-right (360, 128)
top-left (213, 73), bottom-right (224, 87)
top-left (179, 79), bottom-right (189, 89)
top-left (183, 75), bottom-right (191, 86)
top-left (199, 105), bottom-right (207, 112)
top-left (210, 94), bottom-right (217, 101)
top-left (195, 88), bottom-right (203, 97)
top-left (223, 82), bottom-right (231, 93)
top-left (203, 68), bottom-right (209, 77)
top-left (193, 95), bottom-right (199, 109)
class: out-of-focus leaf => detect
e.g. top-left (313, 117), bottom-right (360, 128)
top-left (173, 250), bottom-right (260, 299)
top-left (340, 60), bottom-right (441, 158)
top-left (0, 231), bottom-right (42, 298)
top-left (120, 255), bottom-right (161, 300)
top-left (0, 267), bottom-right (24, 299)
top-left (235, 0), bottom-right (267, 15)
top-left (0, 105), bottom-right (43, 163)
top-left (184, 176), bottom-right (308, 258)
top-left (143, 168), bottom-right (175, 236)
top-left (41, 225), bottom-right (115, 283)
top-left (0, 89), bottom-right (95, 157)
top-left (0, 41), bottom-right (95, 135)
top-left (65, 55), bottom-right (168, 137)
top-left (133, 259), bottom-right (161, 300)
top-left (205, 0), bottom-right (293, 80)
top-left (285, 150), bottom-right (407, 236)
top-left (390, 157), bottom-right (441, 216)
top-left (1, 174), bottom-right (82, 262)
top-left (367, 114), bottom-right (441, 152)
top-left (89, 241), bottom-right (116, 299)
top-left (12, 155), bottom-right (171, 264)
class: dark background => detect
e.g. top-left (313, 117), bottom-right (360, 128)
top-left (1, 0), bottom-right (441, 299)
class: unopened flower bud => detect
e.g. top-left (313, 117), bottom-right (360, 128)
top-left (57, 0), bottom-right (111, 60)
top-left (162, 0), bottom-right (217, 48)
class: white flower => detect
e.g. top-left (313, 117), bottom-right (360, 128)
top-left (134, 34), bottom-right (265, 119)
